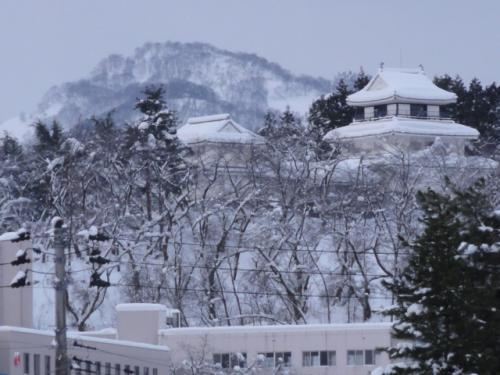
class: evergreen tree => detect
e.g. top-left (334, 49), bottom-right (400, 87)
top-left (120, 86), bottom-right (192, 301)
top-left (258, 108), bottom-right (306, 152)
top-left (308, 69), bottom-right (372, 157)
top-left (380, 179), bottom-right (500, 375)
top-left (434, 75), bottom-right (500, 155)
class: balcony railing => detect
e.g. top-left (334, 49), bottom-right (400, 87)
top-left (353, 114), bottom-right (454, 123)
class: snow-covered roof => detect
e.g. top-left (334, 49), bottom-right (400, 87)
top-left (116, 303), bottom-right (167, 312)
top-left (160, 322), bottom-right (393, 336)
top-left (177, 113), bottom-right (265, 145)
top-left (347, 68), bottom-right (457, 106)
top-left (324, 117), bottom-right (479, 141)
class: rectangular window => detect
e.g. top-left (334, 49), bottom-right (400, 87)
top-left (213, 352), bottom-right (246, 369)
top-left (410, 104), bottom-right (427, 118)
top-left (274, 352), bottom-right (291, 367)
top-left (259, 353), bottom-right (274, 368)
top-left (134, 366), bottom-right (140, 375)
top-left (105, 363), bottom-right (111, 375)
top-left (86, 361), bottom-right (92, 374)
top-left (34, 354), bottom-right (41, 375)
top-left (124, 365), bottom-right (131, 375)
top-left (24, 353), bottom-right (30, 374)
top-left (115, 364), bottom-right (121, 375)
top-left (365, 350), bottom-right (375, 365)
top-left (347, 350), bottom-right (364, 366)
top-left (44, 356), bottom-right (51, 375)
top-left (95, 362), bottom-right (101, 375)
top-left (374, 105), bottom-right (387, 118)
top-left (302, 351), bottom-right (319, 366)
top-left (152, 369), bottom-right (158, 375)
top-left (231, 353), bottom-right (247, 368)
top-left (143, 368), bottom-right (149, 375)
top-left (354, 107), bottom-right (364, 121)
top-left (303, 351), bottom-right (335, 367)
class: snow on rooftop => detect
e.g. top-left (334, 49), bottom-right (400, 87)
top-left (116, 303), bottom-right (168, 312)
top-left (0, 326), bottom-right (170, 351)
top-left (178, 114), bottom-right (264, 145)
top-left (324, 117), bottom-right (479, 141)
top-left (160, 322), bottom-right (393, 336)
top-left (187, 113), bottom-right (231, 124)
top-left (348, 67), bottom-right (457, 106)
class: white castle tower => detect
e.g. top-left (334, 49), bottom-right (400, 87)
top-left (324, 66), bottom-right (479, 155)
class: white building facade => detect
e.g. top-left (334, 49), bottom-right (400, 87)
top-left (1, 302), bottom-right (394, 375)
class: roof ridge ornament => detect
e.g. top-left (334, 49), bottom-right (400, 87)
top-left (379, 62), bottom-right (384, 71)
top-left (418, 64), bottom-right (425, 73)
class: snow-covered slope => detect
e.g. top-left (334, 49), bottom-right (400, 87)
top-left (1, 42), bottom-right (332, 137)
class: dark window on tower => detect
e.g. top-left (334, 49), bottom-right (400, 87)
top-left (374, 105), bottom-right (387, 118)
top-left (410, 104), bottom-right (427, 117)
top-left (354, 107), bottom-right (364, 120)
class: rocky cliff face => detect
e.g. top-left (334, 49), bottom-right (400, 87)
top-left (23, 41), bottom-right (332, 134)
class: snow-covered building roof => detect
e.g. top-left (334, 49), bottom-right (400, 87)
top-left (177, 114), bottom-right (265, 145)
top-left (324, 117), bottom-right (479, 141)
top-left (347, 68), bottom-right (457, 106)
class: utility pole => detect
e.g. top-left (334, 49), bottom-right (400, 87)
top-left (53, 217), bottom-right (69, 375)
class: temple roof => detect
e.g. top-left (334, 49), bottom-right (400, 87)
top-left (324, 117), bottom-right (479, 141)
top-left (177, 113), bottom-right (264, 145)
top-left (347, 68), bottom-right (457, 106)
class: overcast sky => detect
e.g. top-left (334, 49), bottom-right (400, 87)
top-left (0, 0), bottom-right (498, 122)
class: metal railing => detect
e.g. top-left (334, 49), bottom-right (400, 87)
top-left (352, 114), bottom-right (454, 123)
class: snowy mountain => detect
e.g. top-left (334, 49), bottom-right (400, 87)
top-left (2, 41), bottom-right (332, 138)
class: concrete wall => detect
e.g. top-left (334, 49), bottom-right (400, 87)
top-left (159, 323), bottom-right (393, 375)
top-left (0, 240), bottom-right (32, 328)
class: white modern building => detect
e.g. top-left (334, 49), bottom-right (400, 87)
top-left (1, 300), bottom-right (394, 375)
top-left (324, 67), bottom-right (479, 155)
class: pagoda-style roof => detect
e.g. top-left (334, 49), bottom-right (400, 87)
top-left (177, 113), bottom-right (264, 145)
top-left (347, 68), bottom-right (457, 106)
top-left (324, 117), bottom-right (479, 141)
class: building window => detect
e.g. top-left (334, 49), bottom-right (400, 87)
top-left (44, 356), bottom-right (51, 375)
top-left (213, 352), bottom-right (247, 369)
top-left (259, 352), bottom-right (291, 368)
top-left (347, 350), bottom-right (364, 365)
top-left (23, 353), bottom-right (30, 374)
top-left (34, 354), bottom-right (41, 375)
top-left (143, 368), bottom-right (149, 375)
top-left (115, 364), bottom-right (121, 375)
top-left (86, 361), bottom-right (92, 374)
top-left (410, 104), bottom-right (427, 117)
top-left (260, 353), bottom-right (274, 368)
top-left (95, 362), bottom-right (101, 375)
top-left (124, 365), bottom-right (132, 375)
top-left (347, 350), bottom-right (376, 365)
top-left (274, 352), bottom-right (291, 367)
top-left (374, 105), bottom-right (387, 118)
top-left (152, 369), bottom-right (158, 375)
top-left (303, 351), bottom-right (335, 367)
top-left (365, 350), bottom-right (375, 365)
top-left (354, 107), bottom-right (364, 121)
top-left (105, 363), bottom-right (111, 375)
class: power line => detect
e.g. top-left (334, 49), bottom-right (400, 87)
top-left (66, 260), bottom-right (392, 279)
